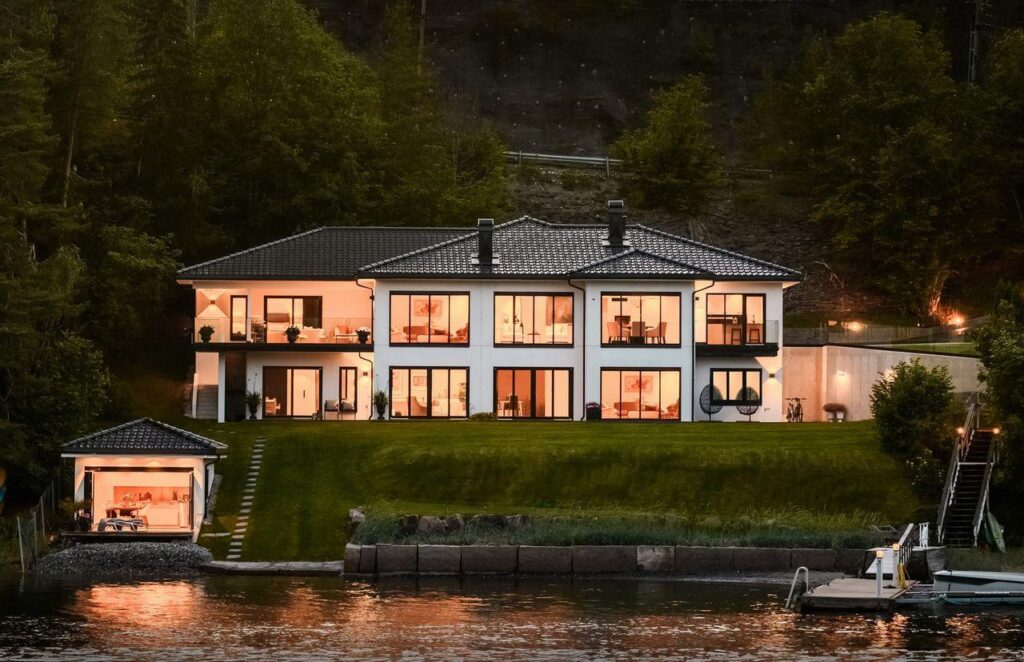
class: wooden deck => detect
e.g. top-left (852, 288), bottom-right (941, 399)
top-left (801, 577), bottom-right (913, 612)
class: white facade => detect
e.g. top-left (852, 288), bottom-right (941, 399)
top-left (188, 275), bottom-right (789, 422)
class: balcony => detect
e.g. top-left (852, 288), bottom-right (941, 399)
top-left (193, 317), bottom-right (372, 351)
top-left (697, 320), bottom-right (779, 357)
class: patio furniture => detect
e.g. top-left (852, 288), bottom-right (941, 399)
top-left (323, 400), bottom-right (340, 420)
top-left (264, 397), bottom-right (279, 416)
top-left (605, 321), bottom-right (626, 343)
top-left (730, 327), bottom-right (743, 344)
top-left (748, 325), bottom-right (762, 343)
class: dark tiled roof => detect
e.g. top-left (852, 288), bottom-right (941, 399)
top-left (178, 227), bottom-right (476, 280)
top-left (361, 217), bottom-right (801, 280)
top-left (571, 249), bottom-right (709, 278)
top-left (62, 419), bottom-right (226, 456)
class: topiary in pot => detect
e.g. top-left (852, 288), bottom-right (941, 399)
top-left (199, 324), bottom-right (215, 343)
top-left (823, 402), bottom-right (847, 422)
top-left (285, 326), bottom-right (301, 343)
top-left (245, 390), bottom-right (262, 420)
top-left (372, 390), bottom-right (388, 420)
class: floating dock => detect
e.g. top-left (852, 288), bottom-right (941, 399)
top-left (801, 577), bottom-right (914, 612)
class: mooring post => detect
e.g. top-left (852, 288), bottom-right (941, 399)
top-left (875, 550), bottom-right (884, 597)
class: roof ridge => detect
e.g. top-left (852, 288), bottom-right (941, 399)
top-left (358, 216), bottom-right (536, 272)
top-left (634, 225), bottom-right (802, 276)
top-left (62, 417), bottom-right (148, 447)
top-left (62, 417), bottom-right (225, 450)
top-left (143, 417), bottom-right (227, 449)
top-left (571, 247), bottom-right (709, 276)
top-left (178, 227), bottom-right (326, 276)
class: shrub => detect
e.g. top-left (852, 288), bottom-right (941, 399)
top-left (468, 412), bottom-right (497, 421)
top-left (870, 359), bottom-right (959, 498)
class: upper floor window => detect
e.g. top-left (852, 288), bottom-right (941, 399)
top-left (710, 369), bottom-right (762, 405)
top-left (390, 293), bottom-right (469, 345)
top-left (264, 296), bottom-right (322, 342)
top-left (706, 294), bottom-right (765, 345)
top-left (601, 293), bottom-right (681, 346)
top-left (494, 294), bottom-right (573, 345)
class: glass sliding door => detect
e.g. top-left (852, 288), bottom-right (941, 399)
top-left (599, 368), bottom-right (681, 420)
top-left (494, 368), bottom-right (572, 419)
top-left (262, 367), bottom-right (322, 418)
top-left (706, 294), bottom-right (766, 345)
top-left (230, 295), bottom-right (247, 341)
top-left (389, 367), bottom-right (468, 418)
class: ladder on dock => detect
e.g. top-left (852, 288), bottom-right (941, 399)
top-left (937, 399), bottom-right (999, 547)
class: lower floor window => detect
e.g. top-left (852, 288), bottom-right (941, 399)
top-left (600, 368), bottom-right (681, 420)
top-left (710, 369), bottom-right (762, 405)
top-left (263, 367), bottom-right (322, 417)
top-left (390, 367), bottom-right (468, 418)
top-left (494, 368), bottom-right (572, 419)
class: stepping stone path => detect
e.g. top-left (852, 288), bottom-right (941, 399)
top-left (227, 438), bottom-right (265, 560)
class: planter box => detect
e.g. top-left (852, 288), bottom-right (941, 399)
top-left (585, 408), bottom-right (601, 421)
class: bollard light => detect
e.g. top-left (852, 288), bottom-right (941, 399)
top-left (993, 428), bottom-right (1001, 435)
top-left (875, 549), bottom-right (884, 559)
top-left (892, 543), bottom-right (900, 553)
top-left (875, 549), bottom-right (884, 597)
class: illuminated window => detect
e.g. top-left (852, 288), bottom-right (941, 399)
top-left (709, 369), bottom-right (762, 405)
top-left (389, 293), bottom-right (470, 345)
top-left (493, 294), bottom-right (573, 345)
top-left (600, 294), bottom-right (681, 345)
top-left (389, 367), bottom-right (468, 418)
top-left (706, 294), bottom-right (766, 345)
top-left (494, 368), bottom-right (572, 419)
top-left (600, 368), bottom-right (681, 420)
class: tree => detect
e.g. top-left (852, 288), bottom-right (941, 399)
top-left (374, 2), bottom-right (510, 225)
top-left (611, 75), bottom-right (722, 214)
top-left (870, 358), bottom-right (959, 496)
top-left (746, 13), bottom-right (1012, 318)
top-left (197, 0), bottom-right (381, 248)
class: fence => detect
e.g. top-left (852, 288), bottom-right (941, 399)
top-left (505, 150), bottom-right (775, 180)
top-left (784, 324), bottom-right (969, 347)
top-left (14, 479), bottom-right (58, 573)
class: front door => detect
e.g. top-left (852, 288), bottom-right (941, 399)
top-left (263, 367), bottom-right (322, 418)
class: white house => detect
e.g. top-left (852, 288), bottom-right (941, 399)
top-left (62, 418), bottom-right (226, 542)
top-left (177, 202), bottom-right (800, 423)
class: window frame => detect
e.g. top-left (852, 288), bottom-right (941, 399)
top-left (599, 367), bottom-right (682, 421)
top-left (263, 295), bottom-right (323, 329)
top-left (708, 369), bottom-right (763, 405)
top-left (388, 291), bottom-right (471, 347)
top-left (492, 292), bottom-right (575, 347)
top-left (388, 366), bottom-right (470, 419)
top-left (493, 367), bottom-right (574, 420)
top-left (261, 366), bottom-right (323, 419)
top-left (599, 292), bottom-right (682, 348)
top-left (230, 295), bottom-right (248, 341)
top-left (339, 366), bottom-right (358, 416)
top-left (704, 293), bottom-right (767, 346)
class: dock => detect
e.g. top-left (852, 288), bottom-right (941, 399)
top-left (801, 577), bottom-right (914, 612)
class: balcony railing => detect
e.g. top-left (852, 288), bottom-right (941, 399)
top-left (194, 317), bottom-right (372, 345)
top-left (703, 320), bottom-right (779, 346)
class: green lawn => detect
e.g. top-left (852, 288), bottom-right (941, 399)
top-left (882, 342), bottom-right (979, 357)
top-left (182, 419), bottom-right (919, 561)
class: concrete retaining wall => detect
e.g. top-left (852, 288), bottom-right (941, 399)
top-left (344, 544), bottom-right (865, 576)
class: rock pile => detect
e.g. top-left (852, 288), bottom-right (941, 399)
top-left (34, 543), bottom-right (213, 576)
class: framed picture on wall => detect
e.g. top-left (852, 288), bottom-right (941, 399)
top-left (412, 375), bottom-right (427, 388)
top-left (624, 374), bottom-right (653, 393)
top-left (413, 299), bottom-right (442, 317)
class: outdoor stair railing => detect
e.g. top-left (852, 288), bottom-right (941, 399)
top-left (937, 398), bottom-right (980, 543)
top-left (970, 430), bottom-right (998, 546)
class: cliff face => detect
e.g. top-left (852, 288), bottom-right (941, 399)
top-left (314, 0), bottom-right (980, 154)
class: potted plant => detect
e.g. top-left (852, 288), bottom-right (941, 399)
top-left (356, 326), bottom-right (371, 343)
top-left (199, 324), bottom-right (215, 343)
top-left (372, 390), bottom-right (388, 420)
top-left (285, 325), bottom-right (301, 343)
top-left (823, 402), bottom-right (847, 422)
top-left (245, 390), bottom-right (262, 420)
top-left (585, 402), bottom-right (602, 421)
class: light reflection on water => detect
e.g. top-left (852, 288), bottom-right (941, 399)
top-left (2, 574), bottom-right (1024, 659)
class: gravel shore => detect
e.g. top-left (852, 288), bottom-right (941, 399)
top-left (33, 543), bottom-right (213, 576)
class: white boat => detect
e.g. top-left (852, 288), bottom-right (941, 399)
top-left (933, 570), bottom-right (1024, 605)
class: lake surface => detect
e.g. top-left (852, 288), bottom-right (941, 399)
top-left (2, 574), bottom-right (1024, 659)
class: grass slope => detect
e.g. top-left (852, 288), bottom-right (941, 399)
top-left (186, 420), bottom-right (919, 561)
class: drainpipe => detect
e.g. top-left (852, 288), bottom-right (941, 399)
top-left (692, 279), bottom-right (716, 422)
top-left (355, 279), bottom-right (375, 419)
top-left (567, 278), bottom-right (586, 420)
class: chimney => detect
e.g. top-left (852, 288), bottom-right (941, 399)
top-left (477, 218), bottom-right (494, 265)
top-left (607, 200), bottom-right (626, 246)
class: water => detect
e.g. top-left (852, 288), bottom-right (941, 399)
top-left (2, 574), bottom-right (1024, 659)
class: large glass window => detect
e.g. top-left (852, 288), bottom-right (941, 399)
top-left (389, 367), bottom-right (468, 418)
top-left (710, 369), bottom-right (762, 405)
top-left (390, 293), bottom-right (470, 345)
top-left (494, 368), bottom-right (572, 419)
top-left (600, 294), bottom-right (681, 346)
top-left (262, 367), bottom-right (322, 418)
top-left (494, 294), bottom-right (573, 345)
top-left (600, 369), bottom-right (681, 420)
top-left (706, 294), bottom-right (766, 345)
top-left (230, 296), bottom-right (247, 341)
top-left (264, 296), bottom-right (322, 343)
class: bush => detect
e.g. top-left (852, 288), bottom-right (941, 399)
top-left (870, 359), bottom-right (960, 497)
top-left (468, 412), bottom-right (496, 421)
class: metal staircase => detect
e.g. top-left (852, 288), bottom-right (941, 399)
top-left (937, 400), bottom-right (998, 547)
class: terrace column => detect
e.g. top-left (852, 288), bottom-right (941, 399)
top-left (217, 353), bottom-right (226, 423)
